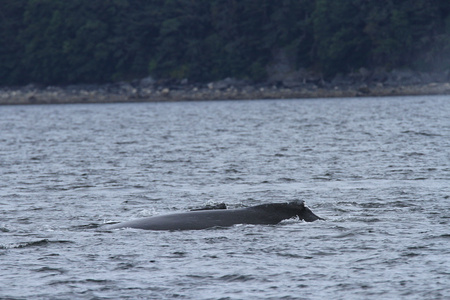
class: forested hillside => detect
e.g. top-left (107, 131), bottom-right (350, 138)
top-left (1, 0), bottom-right (449, 86)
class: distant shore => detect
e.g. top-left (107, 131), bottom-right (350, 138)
top-left (1, 72), bottom-right (450, 105)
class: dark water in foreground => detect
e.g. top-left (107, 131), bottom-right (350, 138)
top-left (1, 96), bottom-right (449, 299)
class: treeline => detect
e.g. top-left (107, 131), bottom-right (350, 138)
top-left (1, 0), bottom-right (450, 86)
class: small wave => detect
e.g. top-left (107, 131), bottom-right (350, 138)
top-left (404, 151), bottom-right (425, 156)
top-left (401, 252), bottom-right (422, 257)
top-left (224, 168), bottom-right (241, 174)
top-left (115, 140), bottom-right (138, 145)
top-left (278, 177), bottom-right (296, 182)
top-left (359, 202), bottom-right (386, 208)
top-left (161, 251), bottom-right (188, 258)
top-left (113, 263), bottom-right (137, 270)
top-left (310, 251), bottom-right (338, 256)
top-left (401, 130), bottom-right (441, 137)
top-left (274, 153), bottom-right (286, 157)
top-left (425, 234), bottom-right (450, 240)
top-left (204, 236), bottom-right (230, 244)
top-left (224, 176), bottom-right (244, 182)
top-left (219, 274), bottom-right (256, 282)
top-left (48, 278), bottom-right (112, 286)
top-left (0, 239), bottom-right (73, 249)
top-left (186, 274), bottom-right (214, 280)
top-left (45, 184), bottom-right (96, 191)
top-left (276, 252), bottom-right (309, 259)
top-left (332, 232), bottom-right (358, 239)
top-left (32, 266), bottom-right (67, 274)
top-left (71, 223), bottom-right (103, 230)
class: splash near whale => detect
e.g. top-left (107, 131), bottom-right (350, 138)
top-left (106, 200), bottom-right (322, 231)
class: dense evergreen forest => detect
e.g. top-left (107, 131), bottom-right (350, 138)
top-left (1, 0), bottom-right (450, 86)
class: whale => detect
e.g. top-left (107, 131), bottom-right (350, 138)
top-left (105, 200), bottom-right (322, 231)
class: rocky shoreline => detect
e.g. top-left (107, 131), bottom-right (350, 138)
top-left (1, 69), bottom-right (449, 105)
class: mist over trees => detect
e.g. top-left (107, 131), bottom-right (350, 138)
top-left (1, 0), bottom-right (449, 86)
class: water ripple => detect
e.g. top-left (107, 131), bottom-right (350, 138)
top-left (0, 96), bottom-right (449, 299)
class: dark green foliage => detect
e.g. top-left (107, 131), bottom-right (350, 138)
top-left (0, 0), bottom-right (449, 85)
top-left (15, 0), bottom-right (155, 84)
top-left (313, 0), bottom-right (371, 76)
top-left (0, 0), bottom-right (27, 84)
top-left (363, 0), bottom-right (439, 69)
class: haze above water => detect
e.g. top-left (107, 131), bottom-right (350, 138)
top-left (1, 96), bottom-right (449, 299)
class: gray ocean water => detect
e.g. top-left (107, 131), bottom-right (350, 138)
top-left (0, 95), bottom-right (449, 299)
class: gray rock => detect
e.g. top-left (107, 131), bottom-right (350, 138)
top-left (370, 68), bottom-right (389, 83)
top-left (139, 76), bottom-right (155, 88)
top-left (386, 69), bottom-right (422, 85)
top-left (207, 78), bottom-right (247, 90)
top-left (332, 73), bottom-right (353, 86)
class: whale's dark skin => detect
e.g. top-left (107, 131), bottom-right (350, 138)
top-left (106, 200), bottom-right (322, 231)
